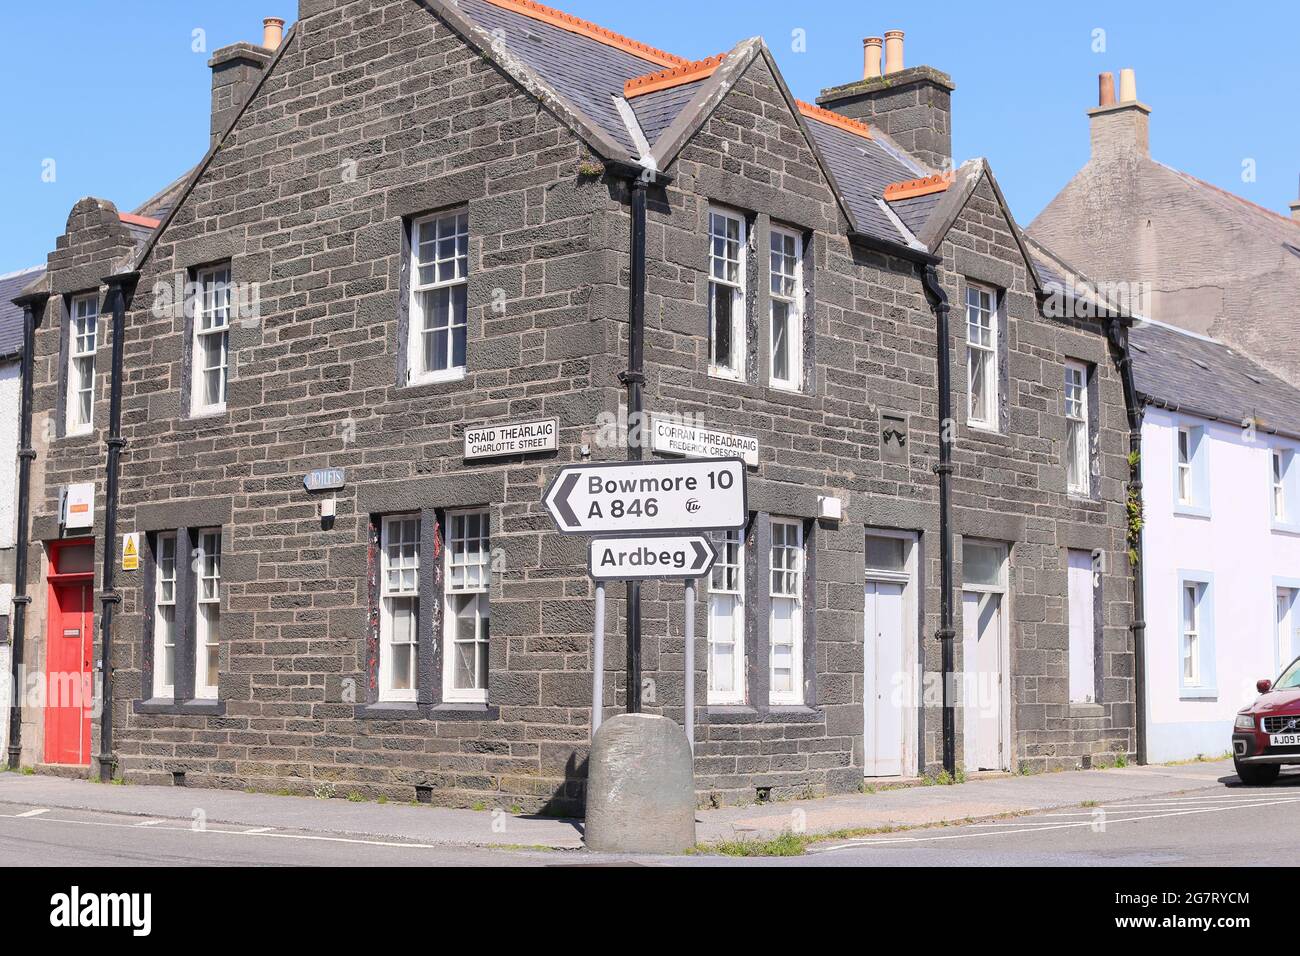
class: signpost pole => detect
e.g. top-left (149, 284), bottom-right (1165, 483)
top-left (683, 579), bottom-right (695, 752)
top-left (592, 581), bottom-right (606, 739)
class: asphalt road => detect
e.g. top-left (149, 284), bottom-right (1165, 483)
top-left (1, 773), bottom-right (1296, 867)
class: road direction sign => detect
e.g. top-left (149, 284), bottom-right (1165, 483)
top-left (588, 534), bottom-right (717, 581)
top-left (543, 458), bottom-right (746, 535)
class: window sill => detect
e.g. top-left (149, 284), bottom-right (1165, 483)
top-left (1173, 504), bottom-right (1212, 520)
top-left (1179, 687), bottom-right (1218, 701)
top-left (1270, 521), bottom-right (1300, 537)
top-left (59, 428), bottom-right (96, 443)
top-left (355, 702), bottom-right (421, 720)
top-left (353, 701), bottom-right (500, 721)
top-left (133, 698), bottom-right (226, 716)
top-left (765, 704), bottom-right (821, 720)
top-left (406, 369), bottom-right (467, 389)
top-left (705, 704), bottom-right (757, 719)
top-left (707, 367), bottom-right (744, 383)
top-left (429, 702), bottom-right (499, 720)
top-left (188, 406), bottom-right (228, 421)
top-left (1069, 702), bottom-right (1105, 718)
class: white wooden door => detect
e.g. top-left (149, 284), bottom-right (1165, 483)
top-left (864, 580), bottom-right (906, 776)
top-left (963, 590), bottom-right (1004, 771)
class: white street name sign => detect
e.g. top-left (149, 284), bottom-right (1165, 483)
top-left (464, 418), bottom-right (557, 460)
top-left (588, 535), bottom-right (717, 580)
top-left (650, 416), bottom-right (759, 467)
top-left (544, 458), bottom-right (746, 535)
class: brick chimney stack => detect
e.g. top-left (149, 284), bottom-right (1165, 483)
top-left (1088, 67), bottom-right (1150, 161)
top-left (817, 30), bottom-right (955, 172)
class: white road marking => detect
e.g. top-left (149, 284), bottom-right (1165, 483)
top-left (0, 809), bottom-right (449, 850)
top-left (15, 808), bottom-right (49, 818)
top-left (813, 795), bottom-right (1300, 852)
top-left (133, 819), bottom-right (166, 827)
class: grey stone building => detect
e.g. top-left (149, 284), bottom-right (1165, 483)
top-left (8, 0), bottom-right (1136, 812)
top-left (1031, 69), bottom-right (1300, 386)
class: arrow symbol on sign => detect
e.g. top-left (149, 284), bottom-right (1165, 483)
top-left (553, 472), bottom-right (579, 528)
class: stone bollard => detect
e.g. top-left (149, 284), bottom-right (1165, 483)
top-left (584, 713), bottom-right (696, 854)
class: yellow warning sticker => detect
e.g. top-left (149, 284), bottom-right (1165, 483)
top-left (122, 532), bottom-right (140, 571)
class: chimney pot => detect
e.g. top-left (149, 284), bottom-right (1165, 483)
top-left (263, 16), bottom-right (285, 51)
top-left (1118, 67), bottom-right (1137, 104)
top-left (883, 30), bottom-right (904, 75)
top-left (863, 37), bottom-right (883, 79)
top-left (1098, 72), bottom-right (1115, 108)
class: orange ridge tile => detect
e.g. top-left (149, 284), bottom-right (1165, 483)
top-left (796, 101), bottom-right (873, 140)
top-left (624, 54), bottom-right (726, 99)
top-left (119, 212), bottom-right (161, 229)
top-left (883, 172), bottom-right (954, 201)
top-left (479, 0), bottom-right (686, 68)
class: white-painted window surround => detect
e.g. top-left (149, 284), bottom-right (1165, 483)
top-left (708, 207), bottom-right (746, 380)
top-left (409, 211), bottom-right (468, 385)
top-left (443, 509), bottom-right (491, 704)
top-left (1065, 361), bottom-right (1090, 495)
top-left (965, 283), bottom-right (998, 429)
top-left (768, 226), bottom-right (802, 391)
top-left (191, 265), bottom-right (231, 415)
top-left (380, 514), bottom-right (420, 702)
top-left (66, 292), bottom-right (99, 436)
top-left (194, 529), bottom-right (222, 700)
top-left (152, 533), bottom-right (178, 699)
top-left (769, 518), bottom-right (804, 705)
top-left (708, 528), bottom-right (746, 705)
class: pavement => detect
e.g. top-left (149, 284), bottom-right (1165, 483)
top-left (0, 758), bottom-right (1247, 859)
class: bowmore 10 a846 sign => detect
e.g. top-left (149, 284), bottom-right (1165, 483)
top-left (543, 458), bottom-right (747, 534)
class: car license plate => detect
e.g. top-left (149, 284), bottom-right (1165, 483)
top-left (1269, 733), bottom-right (1300, 746)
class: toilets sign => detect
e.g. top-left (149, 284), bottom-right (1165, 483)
top-left (543, 458), bottom-right (747, 535)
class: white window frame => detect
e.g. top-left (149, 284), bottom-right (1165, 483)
top-left (379, 514), bottom-right (420, 703)
top-left (708, 207), bottom-right (746, 381)
top-left (1181, 582), bottom-right (1202, 687)
top-left (408, 211), bottom-right (469, 386)
top-left (965, 283), bottom-right (998, 430)
top-left (707, 528), bottom-right (746, 705)
top-left (191, 265), bottom-right (231, 415)
top-left (194, 528), bottom-right (222, 700)
top-left (768, 518), bottom-right (804, 706)
top-left (152, 532), bottom-right (178, 699)
top-left (66, 292), bottom-right (99, 436)
top-left (442, 508), bottom-right (490, 705)
top-left (1064, 361), bottom-right (1090, 496)
top-left (768, 226), bottom-right (803, 391)
top-left (1176, 427), bottom-right (1194, 506)
top-left (1273, 450), bottom-right (1287, 522)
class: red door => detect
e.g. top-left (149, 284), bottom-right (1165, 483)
top-left (44, 548), bottom-right (95, 765)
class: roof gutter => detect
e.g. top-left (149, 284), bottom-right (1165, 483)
top-left (852, 230), bottom-right (940, 265)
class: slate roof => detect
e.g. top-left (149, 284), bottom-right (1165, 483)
top-left (802, 116), bottom-right (923, 245)
top-left (0, 266), bottom-right (43, 360)
top-left (888, 191), bottom-right (944, 238)
top-left (1129, 319), bottom-right (1300, 440)
top-left (629, 79), bottom-right (703, 146)
top-left (459, 0), bottom-right (672, 157)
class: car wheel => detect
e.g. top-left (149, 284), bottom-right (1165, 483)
top-left (1234, 760), bottom-right (1281, 786)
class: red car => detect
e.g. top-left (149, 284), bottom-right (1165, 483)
top-left (1232, 656), bottom-right (1300, 785)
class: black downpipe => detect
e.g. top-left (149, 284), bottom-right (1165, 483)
top-left (920, 264), bottom-right (957, 778)
top-left (6, 296), bottom-right (43, 769)
top-left (621, 180), bottom-right (648, 713)
top-left (95, 276), bottom-right (132, 782)
top-left (1105, 315), bottom-right (1147, 765)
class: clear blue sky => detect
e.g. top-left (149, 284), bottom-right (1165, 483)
top-left (3, 1), bottom-right (1298, 269)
